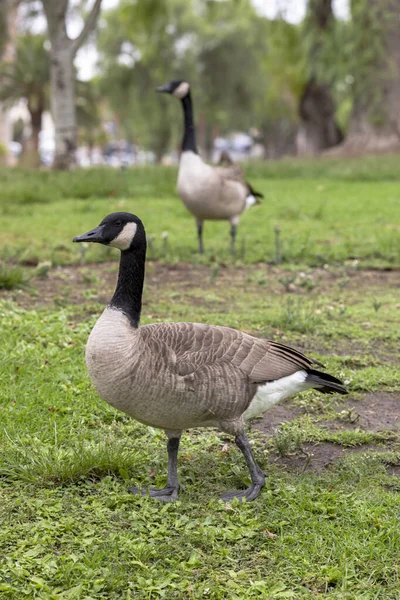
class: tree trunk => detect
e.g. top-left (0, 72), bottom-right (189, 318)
top-left (262, 119), bottom-right (297, 159)
top-left (20, 106), bottom-right (43, 168)
top-left (41, 0), bottom-right (103, 169)
top-left (297, 0), bottom-right (343, 155)
top-left (29, 105), bottom-right (43, 165)
top-left (88, 139), bottom-right (94, 165)
top-left (340, 0), bottom-right (400, 153)
top-left (49, 43), bottom-right (76, 169)
top-left (297, 78), bottom-right (343, 154)
top-left (0, 0), bottom-right (18, 165)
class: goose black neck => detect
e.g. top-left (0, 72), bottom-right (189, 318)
top-left (109, 243), bottom-right (146, 328)
top-left (181, 92), bottom-right (198, 154)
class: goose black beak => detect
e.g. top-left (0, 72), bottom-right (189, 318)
top-left (156, 83), bottom-right (172, 93)
top-left (73, 225), bottom-right (105, 243)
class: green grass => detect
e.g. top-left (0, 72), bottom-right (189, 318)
top-left (1, 156), bottom-right (400, 598)
top-left (1, 156), bottom-right (400, 267)
top-left (0, 264), bottom-right (29, 289)
top-left (1, 270), bottom-right (400, 598)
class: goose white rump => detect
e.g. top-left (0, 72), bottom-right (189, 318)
top-left (244, 371), bottom-right (310, 420)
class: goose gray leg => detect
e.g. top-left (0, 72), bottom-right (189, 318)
top-left (230, 222), bottom-right (237, 255)
top-left (221, 433), bottom-right (265, 503)
top-left (229, 216), bottom-right (240, 255)
top-left (196, 219), bottom-right (204, 254)
top-left (128, 436), bottom-right (181, 502)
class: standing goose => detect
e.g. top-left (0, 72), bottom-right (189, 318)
top-left (74, 212), bottom-right (347, 503)
top-left (157, 79), bottom-right (263, 255)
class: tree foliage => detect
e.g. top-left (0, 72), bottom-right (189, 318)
top-left (0, 33), bottom-right (49, 111)
top-left (2, 0), bottom-right (398, 162)
top-left (347, 0), bottom-right (399, 132)
top-left (196, 0), bottom-right (268, 134)
top-left (0, 2), bottom-right (8, 58)
top-left (0, 33), bottom-right (49, 161)
top-left (98, 0), bottom-right (269, 159)
top-left (98, 0), bottom-right (197, 160)
top-left (0, 28), bottom-right (103, 162)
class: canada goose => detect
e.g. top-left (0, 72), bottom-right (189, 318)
top-left (156, 79), bottom-right (263, 255)
top-left (74, 212), bottom-right (347, 503)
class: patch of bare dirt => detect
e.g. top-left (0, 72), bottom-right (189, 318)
top-left (252, 403), bottom-right (302, 436)
top-left (2, 261), bottom-right (400, 310)
top-left (324, 392), bottom-right (400, 432)
top-left (386, 465), bottom-right (400, 477)
top-left (254, 392), bottom-right (400, 473)
top-left (255, 392), bottom-right (400, 439)
top-left (269, 442), bottom-right (389, 473)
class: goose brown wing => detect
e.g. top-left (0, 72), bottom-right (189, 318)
top-left (214, 164), bottom-right (245, 184)
top-left (214, 166), bottom-right (263, 200)
top-left (230, 338), bottom-right (321, 383)
top-left (139, 323), bottom-right (321, 381)
top-left (140, 322), bottom-right (239, 375)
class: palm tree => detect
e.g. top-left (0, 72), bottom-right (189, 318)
top-left (0, 34), bottom-right (50, 164)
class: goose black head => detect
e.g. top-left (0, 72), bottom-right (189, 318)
top-left (156, 79), bottom-right (190, 99)
top-left (73, 212), bottom-right (145, 252)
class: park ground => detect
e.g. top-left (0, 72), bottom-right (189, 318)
top-left (1, 155), bottom-right (400, 598)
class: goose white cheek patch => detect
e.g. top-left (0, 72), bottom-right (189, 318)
top-left (109, 222), bottom-right (137, 250)
top-left (173, 82), bottom-right (190, 99)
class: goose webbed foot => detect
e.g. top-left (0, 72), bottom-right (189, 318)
top-left (220, 483), bottom-right (264, 503)
top-left (128, 435), bottom-right (181, 503)
top-left (128, 485), bottom-right (179, 503)
top-left (221, 433), bottom-right (265, 503)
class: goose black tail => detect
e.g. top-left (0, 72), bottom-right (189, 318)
top-left (306, 369), bottom-right (347, 395)
top-left (247, 182), bottom-right (264, 200)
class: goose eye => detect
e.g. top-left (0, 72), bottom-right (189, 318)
top-left (114, 220), bottom-right (122, 227)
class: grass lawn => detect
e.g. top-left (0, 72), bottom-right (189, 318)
top-left (1, 156), bottom-right (400, 598)
top-left (1, 155), bottom-right (400, 268)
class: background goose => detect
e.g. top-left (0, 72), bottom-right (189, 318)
top-left (157, 79), bottom-right (263, 255)
top-left (74, 212), bottom-right (347, 503)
